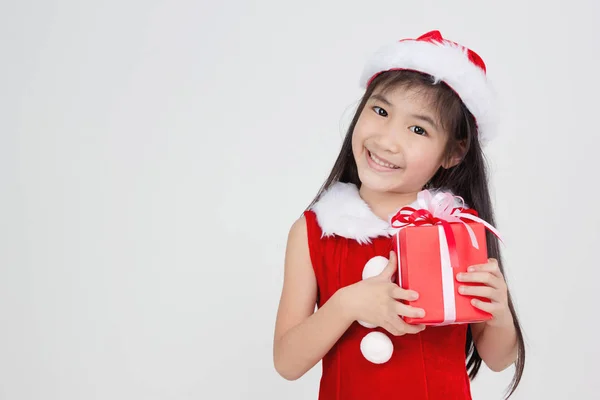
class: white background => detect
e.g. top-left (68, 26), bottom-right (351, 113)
top-left (2, 1), bottom-right (599, 399)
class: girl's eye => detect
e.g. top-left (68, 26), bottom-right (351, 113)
top-left (372, 106), bottom-right (388, 117)
top-left (410, 126), bottom-right (427, 136)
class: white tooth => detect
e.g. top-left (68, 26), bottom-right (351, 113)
top-left (371, 152), bottom-right (398, 169)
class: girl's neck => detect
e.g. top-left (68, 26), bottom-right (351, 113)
top-left (358, 185), bottom-right (420, 221)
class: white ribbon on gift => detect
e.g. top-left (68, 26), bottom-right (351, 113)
top-left (392, 190), bottom-right (503, 325)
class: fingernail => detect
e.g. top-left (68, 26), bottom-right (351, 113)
top-left (468, 266), bottom-right (476, 272)
top-left (456, 273), bottom-right (464, 280)
top-left (419, 309), bottom-right (426, 317)
top-left (411, 292), bottom-right (419, 300)
top-left (458, 286), bottom-right (465, 294)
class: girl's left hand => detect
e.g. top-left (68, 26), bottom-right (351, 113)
top-left (456, 258), bottom-right (512, 327)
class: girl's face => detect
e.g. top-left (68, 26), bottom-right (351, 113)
top-left (352, 85), bottom-right (453, 194)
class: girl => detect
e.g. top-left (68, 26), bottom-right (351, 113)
top-left (273, 30), bottom-right (525, 400)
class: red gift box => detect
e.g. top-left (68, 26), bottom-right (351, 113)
top-left (393, 222), bottom-right (492, 325)
top-left (390, 191), bottom-right (501, 326)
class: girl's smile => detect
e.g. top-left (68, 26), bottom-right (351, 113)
top-left (365, 148), bottom-right (401, 172)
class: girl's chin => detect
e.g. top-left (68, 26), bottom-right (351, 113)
top-left (357, 169), bottom-right (424, 195)
top-left (358, 171), bottom-right (402, 191)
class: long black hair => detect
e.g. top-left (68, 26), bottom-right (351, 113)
top-left (307, 70), bottom-right (525, 398)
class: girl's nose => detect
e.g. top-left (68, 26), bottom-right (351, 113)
top-left (375, 126), bottom-right (402, 155)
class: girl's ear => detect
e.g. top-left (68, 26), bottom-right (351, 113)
top-left (442, 140), bottom-right (467, 169)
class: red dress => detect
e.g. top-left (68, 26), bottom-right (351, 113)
top-left (304, 182), bottom-right (472, 400)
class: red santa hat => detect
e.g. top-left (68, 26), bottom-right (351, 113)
top-left (359, 30), bottom-right (497, 145)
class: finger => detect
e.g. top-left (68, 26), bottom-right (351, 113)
top-left (401, 320), bottom-right (427, 334)
top-left (457, 285), bottom-right (499, 301)
top-left (377, 250), bottom-right (398, 281)
top-left (467, 258), bottom-right (502, 278)
top-left (390, 286), bottom-right (419, 301)
top-left (386, 315), bottom-right (424, 336)
top-left (382, 319), bottom-right (404, 336)
top-left (394, 302), bottom-right (426, 319)
top-left (456, 271), bottom-right (502, 289)
top-left (470, 298), bottom-right (496, 313)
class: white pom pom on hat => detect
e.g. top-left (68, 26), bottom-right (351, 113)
top-left (359, 30), bottom-right (498, 146)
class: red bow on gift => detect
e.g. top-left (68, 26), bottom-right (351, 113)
top-left (391, 190), bottom-right (503, 269)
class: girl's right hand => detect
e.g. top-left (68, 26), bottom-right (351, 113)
top-left (339, 250), bottom-right (426, 336)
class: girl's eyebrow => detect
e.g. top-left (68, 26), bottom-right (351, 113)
top-left (370, 93), bottom-right (440, 131)
top-left (370, 93), bottom-right (393, 106)
top-left (409, 113), bottom-right (440, 131)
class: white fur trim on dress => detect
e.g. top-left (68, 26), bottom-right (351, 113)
top-left (358, 40), bottom-right (497, 146)
top-left (310, 182), bottom-right (392, 245)
top-left (309, 182), bottom-right (463, 244)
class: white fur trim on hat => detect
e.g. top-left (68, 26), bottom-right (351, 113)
top-left (359, 34), bottom-right (497, 146)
